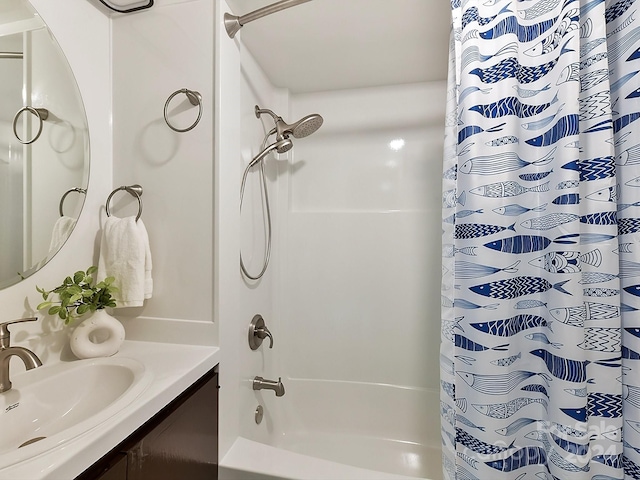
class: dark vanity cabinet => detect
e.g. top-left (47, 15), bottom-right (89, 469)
top-left (77, 367), bottom-right (218, 480)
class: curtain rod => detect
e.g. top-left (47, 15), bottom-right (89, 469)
top-left (224, 0), bottom-right (313, 38)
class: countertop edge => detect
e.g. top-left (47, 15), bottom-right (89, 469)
top-left (0, 340), bottom-right (220, 480)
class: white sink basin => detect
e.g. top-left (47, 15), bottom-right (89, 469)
top-left (0, 357), bottom-right (151, 469)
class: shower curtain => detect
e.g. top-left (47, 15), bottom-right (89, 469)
top-left (441, 0), bottom-right (640, 478)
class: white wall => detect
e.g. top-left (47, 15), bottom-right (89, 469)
top-left (216, 0), bottom-right (242, 458)
top-left (110, 0), bottom-right (216, 344)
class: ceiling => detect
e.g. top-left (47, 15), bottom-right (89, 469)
top-left (225, 0), bottom-right (451, 93)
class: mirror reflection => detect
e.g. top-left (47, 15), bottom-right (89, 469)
top-left (0, 0), bottom-right (90, 289)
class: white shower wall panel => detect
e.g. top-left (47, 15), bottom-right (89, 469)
top-left (237, 40), bottom-right (289, 444)
top-left (280, 82), bottom-right (445, 391)
top-left (281, 211), bottom-right (439, 388)
top-left (289, 83), bottom-right (445, 212)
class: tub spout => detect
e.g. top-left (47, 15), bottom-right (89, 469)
top-left (253, 376), bottom-right (285, 397)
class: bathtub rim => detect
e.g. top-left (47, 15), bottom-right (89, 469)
top-left (219, 437), bottom-right (436, 480)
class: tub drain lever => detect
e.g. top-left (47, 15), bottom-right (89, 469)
top-left (248, 314), bottom-right (274, 350)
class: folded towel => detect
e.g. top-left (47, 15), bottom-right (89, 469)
top-left (49, 216), bottom-right (77, 252)
top-left (97, 216), bottom-right (153, 308)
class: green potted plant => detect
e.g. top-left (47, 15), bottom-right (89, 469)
top-left (36, 266), bottom-right (125, 359)
top-left (36, 266), bottom-right (118, 323)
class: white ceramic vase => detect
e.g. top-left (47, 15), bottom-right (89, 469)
top-left (70, 309), bottom-right (125, 359)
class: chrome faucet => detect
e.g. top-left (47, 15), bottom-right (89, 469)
top-left (253, 376), bottom-right (285, 397)
top-left (248, 314), bottom-right (274, 350)
top-left (0, 318), bottom-right (42, 393)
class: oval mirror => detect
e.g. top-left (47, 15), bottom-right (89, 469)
top-left (0, 0), bottom-right (90, 289)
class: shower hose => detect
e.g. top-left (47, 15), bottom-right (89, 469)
top-left (240, 133), bottom-right (273, 280)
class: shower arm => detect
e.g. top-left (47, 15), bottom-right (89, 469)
top-left (224, 0), bottom-right (313, 38)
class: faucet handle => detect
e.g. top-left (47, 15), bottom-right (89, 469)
top-left (248, 314), bottom-right (274, 350)
top-left (0, 318), bottom-right (38, 349)
top-left (256, 325), bottom-right (274, 348)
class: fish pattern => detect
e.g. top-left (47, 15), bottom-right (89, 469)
top-left (483, 234), bottom-right (570, 254)
top-left (494, 416), bottom-right (537, 436)
top-left (470, 276), bottom-right (571, 298)
top-left (470, 314), bottom-right (551, 336)
top-left (485, 446), bottom-right (548, 472)
top-left (528, 249), bottom-right (602, 274)
top-left (457, 370), bottom-right (543, 394)
top-left (520, 212), bottom-right (580, 230)
top-left (469, 94), bottom-right (558, 118)
top-left (454, 222), bottom-right (515, 239)
top-left (460, 148), bottom-right (555, 174)
top-left (550, 301), bottom-right (623, 326)
top-left (456, 427), bottom-right (515, 455)
top-left (443, 0), bottom-right (640, 477)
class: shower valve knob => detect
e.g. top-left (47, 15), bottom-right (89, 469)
top-left (249, 314), bottom-right (274, 350)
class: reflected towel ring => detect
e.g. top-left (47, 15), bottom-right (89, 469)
top-left (12, 107), bottom-right (50, 144)
top-left (59, 187), bottom-right (87, 217)
top-left (164, 88), bottom-right (202, 132)
top-left (106, 184), bottom-right (143, 222)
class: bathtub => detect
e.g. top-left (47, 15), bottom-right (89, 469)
top-left (219, 378), bottom-right (442, 480)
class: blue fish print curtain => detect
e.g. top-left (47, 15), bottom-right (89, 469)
top-left (441, 0), bottom-right (640, 478)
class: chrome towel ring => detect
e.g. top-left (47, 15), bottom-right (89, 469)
top-left (59, 187), bottom-right (87, 217)
top-left (106, 184), bottom-right (143, 222)
top-left (164, 88), bottom-right (202, 132)
top-left (12, 106), bottom-right (50, 144)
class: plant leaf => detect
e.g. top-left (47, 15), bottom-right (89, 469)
top-left (37, 301), bottom-right (52, 311)
top-left (76, 304), bottom-right (90, 315)
top-left (67, 285), bottom-right (82, 295)
top-left (69, 293), bottom-right (82, 303)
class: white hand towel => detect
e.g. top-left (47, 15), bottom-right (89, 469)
top-left (97, 216), bottom-right (153, 308)
top-left (49, 216), bottom-right (77, 252)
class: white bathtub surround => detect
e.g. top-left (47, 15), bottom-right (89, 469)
top-left (220, 438), bottom-right (438, 480)
top-left (218, 1), bottom-right (446, 475)
top-left (0, 341), bottom-right (219, 480)
top-left (243, 378), bottom-right (442, 479)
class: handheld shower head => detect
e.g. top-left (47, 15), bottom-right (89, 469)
top-left (276, 113), bottom-right (323, 138)
top-left (247, 138), bottom-right (293, 169)
top-left (255, 105), bottom-right (324, 141)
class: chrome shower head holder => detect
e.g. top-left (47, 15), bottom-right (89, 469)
top-left (247, 137), bottom-right (293, 169)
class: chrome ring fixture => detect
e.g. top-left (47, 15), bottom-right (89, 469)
top-left (163, 88), bottom-right (203, 133)
top-left (105, 185), bottom-right (144, 222)
top-left (12, 106), bottom-right (50, 144)
top-left (59, 187), bottom-right (87, 217)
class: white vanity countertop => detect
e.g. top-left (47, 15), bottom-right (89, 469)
top-left (0, 340), bottom-right (220, 480)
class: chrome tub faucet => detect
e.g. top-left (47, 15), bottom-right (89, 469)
top-left (0, 318), bottom-right (42, 393)
top-left (253, 376), bottom-right (285, 397)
